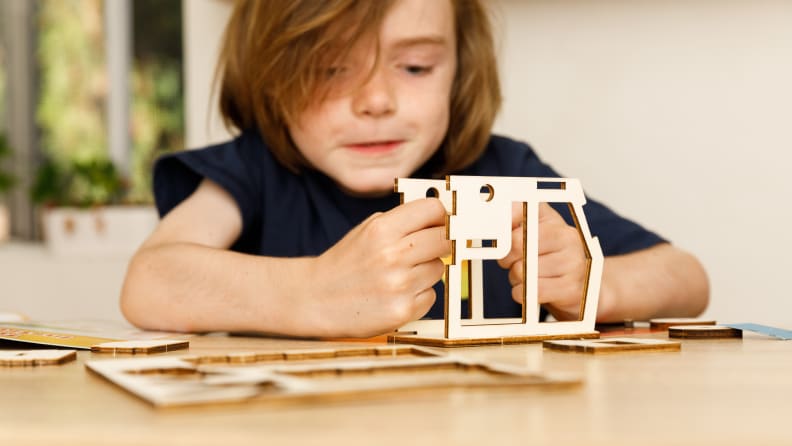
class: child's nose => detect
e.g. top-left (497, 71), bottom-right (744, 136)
top-left (352, 68), bottom-right (396, 117)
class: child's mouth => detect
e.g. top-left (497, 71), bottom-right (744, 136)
top-left (346, 140), bottom-right (402, 154)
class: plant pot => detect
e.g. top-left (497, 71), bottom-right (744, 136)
top-left (41, 205), bottom-right (159, 257)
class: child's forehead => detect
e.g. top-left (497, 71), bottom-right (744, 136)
top-left (341, 0), bottom-right (454, 52)
top-left (381, 0), bottom-right (454, 38)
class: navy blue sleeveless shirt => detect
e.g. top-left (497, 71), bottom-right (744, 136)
top-left (154, 131), bottom-right (665, 320)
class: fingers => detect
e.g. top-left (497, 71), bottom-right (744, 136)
top-left (507, 252), bottom-right (586, 287)
top-left (401, 226), bottom-right (451, 265)
top-left (501, 202), bottom-right (566, 268)
top-left (512, 202), bottom-right (564, 229)
top-left (538, 202), bottom-right (566, 224)
top-left (382, 198), bottom-right (447, 237)
top-left (511, 283), bottom-right (525, 304)
top-left (510, 202), bottom-right (523, 229)
top-left (411, 287), bottom-right (437, 321)
top-left (536, 276), bottom-right (585, 304)
top-left (410, 257), bottom-right (446, 289)
top-left (510, 276), bottom-right (586, 315)
top-left (507, 259), bottom-right (523, 286)
top-left (497, 225), bottom-right (523, 269)
top-left (538, 250), bottom-right (587, 278)
top-left (506, 202), bottom-right (567, 232)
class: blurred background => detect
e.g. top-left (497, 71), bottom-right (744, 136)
top-left (0, 0), bottom-right (790, 327)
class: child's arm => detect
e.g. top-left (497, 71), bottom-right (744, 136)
top-left (595, 243), bottom-right (709, 322)
top-left (498, 203), bottom-right (709, 322)
top-left (121, 178), bottom-right (450, 337)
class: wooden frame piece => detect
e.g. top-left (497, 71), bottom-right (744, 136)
top-left (91, 340), bottom-right (190, 354)
top-left (0, 349), bottom-right (77, 366)
top-left (649, 318), bottom-right (717, 331)
top-left (543, 337), bottom-right (681, 354)
top-left (180, 345), bottom-right (441, 365)
top-left (668, 325), bottom-right (742, 339)
top-left (391, 176), bottom-right (603, 346)
top-left (85, 345), bottom-right (580, 407)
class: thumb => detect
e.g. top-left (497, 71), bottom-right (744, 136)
top-left (538, 202), bottom-right (566, 224)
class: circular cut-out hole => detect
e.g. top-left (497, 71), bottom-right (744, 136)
top-left (425, 187), bottom-right (439, 198)
top-left (479, 184), bottom-right (494, 202)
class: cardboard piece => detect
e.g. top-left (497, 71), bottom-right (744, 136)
top-left (724, 323), bottom-right (792, 340)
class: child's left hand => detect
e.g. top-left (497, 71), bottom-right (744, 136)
top-left (497, 203), bottom-right (588, 320)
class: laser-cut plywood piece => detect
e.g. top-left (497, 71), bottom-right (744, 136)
top-left (91, 339), bottom-right (189, 354)
top-left (649, 318), bottom-right (717, 331)
top-left (391, 176), bottom-right (603, 346)
top-left (668, 325), bottom-right (742, 339)
top-left (180, 345), bottom-right (438, 365)
top-left (85, 345), bottom-right (580, 407)
top-left (0, 349), bottom-right (77, 366)
top-left (543, 337), bottom-right (681, 354)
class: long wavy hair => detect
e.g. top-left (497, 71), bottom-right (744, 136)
top-left (217, 0), bottom-right (501, 175)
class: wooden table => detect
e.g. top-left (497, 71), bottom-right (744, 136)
top-left (1, 330), bottom-right (789, 445)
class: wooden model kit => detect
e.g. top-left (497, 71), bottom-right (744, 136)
top-left (91, 340), bottom-right (190, 354)
top-left (668, 325), bottom-right (742, 339)
top-left (85, 345), bottom-right (580, 407)
top-left (0, 349), bottom-right (77, 366)
top-left (543, 338), bottom-right (681, 354)
top-left (649, 318), bottom-right (717, 331)
top-left (391, 176), bottom-right (603, 346)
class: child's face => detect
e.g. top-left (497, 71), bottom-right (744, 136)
top-left (288, 0), bottom-right (457, 196)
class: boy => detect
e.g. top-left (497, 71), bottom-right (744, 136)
top-left (121, 0), bottom-right (708, 337)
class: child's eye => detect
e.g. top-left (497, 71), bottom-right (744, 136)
top-left (403, 65), bottom-right (433, 76)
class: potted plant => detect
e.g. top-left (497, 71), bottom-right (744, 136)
top-left (31, 157), bottom-right (158, 257)
top-left (0, 134), bottom-right (16, 243)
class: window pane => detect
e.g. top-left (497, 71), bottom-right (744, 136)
top-left (37, 0), bottom-right (108, 166)
top-left (130, 0), bottom-right (183, 204)
top-left (34, 0), bottom-right (184, 206)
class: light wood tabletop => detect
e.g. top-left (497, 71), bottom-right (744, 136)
top-left (1, 329), bottom-right (790, 446)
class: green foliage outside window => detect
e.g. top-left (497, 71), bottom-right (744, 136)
top-left (37, 0), bottom-right (108, 166)
top-left (34, 0), bottom-right (183, 207)
top-left (30, 157), bottom-right (123, 207)
top-left (128, 0), bottom-right (183, 204)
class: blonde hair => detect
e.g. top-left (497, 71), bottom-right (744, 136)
top-left (218, 0), bottom-right (501, 175)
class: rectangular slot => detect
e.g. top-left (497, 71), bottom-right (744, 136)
top-left (537, 181), bottom-right (565, 190)
top-left (466, 239), bottom-right (497, 248)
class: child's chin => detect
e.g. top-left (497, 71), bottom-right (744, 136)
top-left (339, 179), bottom-right (394, 198)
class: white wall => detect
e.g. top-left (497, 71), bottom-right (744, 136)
top-left (0, 243), bottom-right (128, 322)
top-left (493, 0), bottom-right (792, 326)
top-left (182, 0), bottom-right (234, 148)
top-left (183, 0), bottom-right (792, 326)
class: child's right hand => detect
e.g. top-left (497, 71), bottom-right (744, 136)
top-left (308, 198), bottom-right (450, 337)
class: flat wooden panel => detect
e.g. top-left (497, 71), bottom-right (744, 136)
top-left (543, 337), bottom-right (681, 354)
top-left (668, 325), bottom-right (742, 339)
top-left (390, 331), bottom-right (599, 347)
top-left (86, 346), bottom-right (579, 407)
